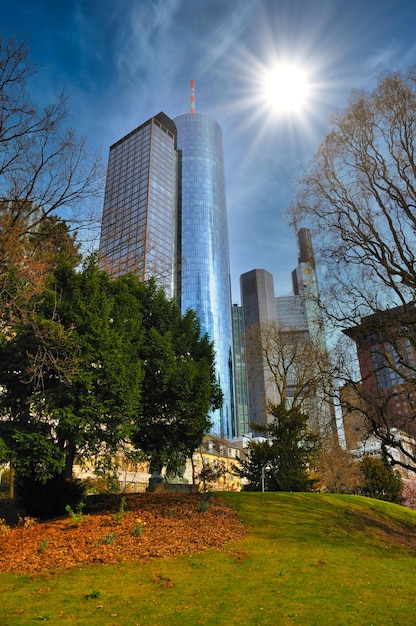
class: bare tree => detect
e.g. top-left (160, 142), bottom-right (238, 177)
top-left (292, 68), bottom-right (416, 322)
top-left (292, 67), bottom-right (416, 467)
top-left (0, 35), bottom-right (103, 322)
top-left (245, 320), bottom-right (335, 434)
top-left (0, 36), bottom-right (103, 229)
top-left (314, 434), bottom-right (362, 493)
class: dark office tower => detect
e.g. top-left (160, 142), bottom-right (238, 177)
top-left (174, 114), bottom-right (234, 438)
top-left (99, 113), bottom-right (178, 299)
top-left (240, 269), bottom-right (277, 426)
top-left (99, 110), bottom-right (234, 439)
top-left (232, 304), bottom-right (250, 436)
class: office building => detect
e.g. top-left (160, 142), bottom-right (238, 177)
top-left (99, 109), bottom-right (234, 438)
top-left (99, 112), bottom-right (178, 299)
top-left (232, 304), bottom-right (250, 436)
top-left (238, 229), bottom-right (334, 434)
top-left (240, 269), bottom-right (276, 426)
top-left (343, 302), bottom-right (416, 436)
top-left (174, 113), bottom-right (234, 438)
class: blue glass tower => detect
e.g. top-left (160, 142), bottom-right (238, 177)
top-left (100, 111), bottom-right (235, 439)
top-left (174, 114), bottom-right (234, 438)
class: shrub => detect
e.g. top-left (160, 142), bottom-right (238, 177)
top-left (15, 474), bottom-right (86, 519)
top-left (401, 474), bottom-right (416, 509)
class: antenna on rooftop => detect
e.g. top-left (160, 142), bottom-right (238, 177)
top-left (190, 80), bottom-right (195, 114)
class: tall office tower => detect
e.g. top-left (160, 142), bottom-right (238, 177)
top-left (240, 269), bottom-right (277, 426)
top-left (99, 109), bottom-right (234, 438)
top-left (290, 227), bottom-right (325, 347)
top-left (99, 113), bottom-right (178, 299)
top-left (276, 228), bottom-right (335, 434)
top-left (174, 113), bottom-right (234, 438)
top-left (239, 231), bottom-right (335, 434)
top-left (232, 304), bottom-right (250, 436)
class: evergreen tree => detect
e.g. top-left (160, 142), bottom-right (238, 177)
top-left (131, 286), bottom-right (222, 475)
top-left (0, 255), bottom-right (221, 510)
top-left (359, 454), bottom-right (403, 503)
top-left (236, 404), bottom-right (318, 491)
top-left (0, 256), bottom-right (144, 489)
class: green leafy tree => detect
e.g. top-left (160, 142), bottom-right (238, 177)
top-left (0, 253), bottom-right (221, 507)
top-left (236, 404), bottom-right (318, 491)
top-left (0, 256), bottom-right (144, 489)
top-left (359, 454), bottom-right (403, 503)
top-left (131, 286), bottom-right (222, 475)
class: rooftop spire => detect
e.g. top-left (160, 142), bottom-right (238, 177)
top-left (190, 80), bottom-right (195, 114)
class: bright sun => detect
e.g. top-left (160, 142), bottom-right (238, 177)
top-left (263, 64), bottom-right (310, 113)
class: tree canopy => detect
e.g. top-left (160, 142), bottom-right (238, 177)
top-left (0, 257), bottom-right (144, 484)
top-left (235, 404), bottom-right (318, 492)
top-left (0, 257), bottom-right (220, 494)
top-left (359, 454), bottom-right (403, 503)
top-left (292, 68), bottom-right (416, 322)
top-left (130, 283), bottom-right (222, 474)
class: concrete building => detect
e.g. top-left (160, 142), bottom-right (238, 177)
top-left (343, 302), bottom-right (416, 437)
top-left (232, 304), bottom-right (250, 437)
top-left (240, 269), bottom-right (276, 426)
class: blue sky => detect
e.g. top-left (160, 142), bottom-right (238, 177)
top-left (2, 0), bottom-right (416, 302)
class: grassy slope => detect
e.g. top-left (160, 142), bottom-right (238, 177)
top-left (1, 492), bottom-right (416, 625)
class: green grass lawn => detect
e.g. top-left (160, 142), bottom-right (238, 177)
top-left (1, 492), bottom-right (416, 625)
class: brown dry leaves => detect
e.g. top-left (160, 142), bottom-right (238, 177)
top-left (0, 493), bottom-right (246, 575)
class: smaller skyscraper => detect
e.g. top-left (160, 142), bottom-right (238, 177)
top-left (240, 269), bottom-right (276, 426)
top-left (99, 113), bottom-right (178, 299)
top-left (238, 229), bottom-right (335, 435)
top-left (232, 304), bottom-right (250, 436)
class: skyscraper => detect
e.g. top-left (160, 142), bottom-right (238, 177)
top-left (99, 112), bottom-right (178, 299)
top-left (99, 109), bottom-right (234, 438)
top-left (174, 113), bottom-right (234, 438)
top-left (232, 304), bottom-right (250, 436)
top-left (239, 229), bottom-right (335, 434)
top-left (240, 268), bottom-right (276, 426)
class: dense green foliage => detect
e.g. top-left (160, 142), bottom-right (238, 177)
top-left (358, 454), bottom-right (403, 503)
top-left (0, 257), bottom-right (144, 485)
top-left (0, 256), bottom-right (220, 509)
top-left (131, 294), bottom-right (222, 474)
top-left (236, 404), bottom-right (318, 491)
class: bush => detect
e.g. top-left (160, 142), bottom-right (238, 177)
top-left (401, 474), bottom-right (416, 509)
top-left (15, 474), bottom-right (86, 519)
top-left (359, 455), bottom-right (403, 504)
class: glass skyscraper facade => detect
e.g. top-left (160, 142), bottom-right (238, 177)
top-left (99, 113), bottom-right (178, 299)
top-left (99, 111), bottom-right (235, 439)
top-left (232, 304), bottom-right (250, 436)
top-left (174, 114), bottom-right (234, 438)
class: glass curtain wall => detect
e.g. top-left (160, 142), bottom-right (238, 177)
top-left (174, 113), bottom-right (235, 438)
top-left (99, 114), bottom-right (178, 299)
